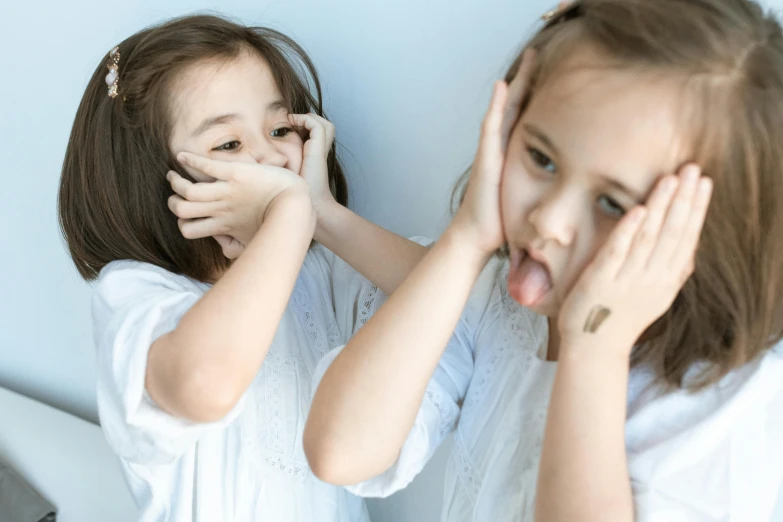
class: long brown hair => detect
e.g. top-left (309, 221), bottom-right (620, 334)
top-left (461, 0), bottom-right (783, 389)
top-left (59, 14), bottom-right (348, 283)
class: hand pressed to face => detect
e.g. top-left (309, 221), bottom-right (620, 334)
top-left (167, 112), bottom-right (335, 259)
top-left (165, 50), bottom-right (307, 258)
top-left (450, 49), bottom-right (537, 256)
top-left (287, 112), bottom-right (336, 212)
top-left (167, 152), bottom-right (309, 252)
top-left (557, 165), bottom-right (712, 353)
top-left (502, 44), bottom-right (702, 321)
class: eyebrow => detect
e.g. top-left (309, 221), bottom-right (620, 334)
top-left (522, 122), bottom-right (646, 203)
top-left (190, 100), bottom-right (288, 138)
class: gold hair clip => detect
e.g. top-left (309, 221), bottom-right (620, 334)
top-left (105, 46), bottom-right (120, 98)
top-left (542, 2), bottom-right (573, 22)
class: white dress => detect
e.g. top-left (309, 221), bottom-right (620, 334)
top-left (93, 244), bottom-right (385, 522)
top-left (318, 258), bottom-right (783, 522)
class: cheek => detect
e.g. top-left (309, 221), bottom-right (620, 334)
top-left (278, 138), bottom-right (304, 173)
top-left (500, 163), bottom-right (541, 235)
top-left (560, 226), bottom-right (608, 292)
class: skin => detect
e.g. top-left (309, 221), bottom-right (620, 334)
top-left (304, 46), bottom-right (712, 522)
top-left (150, 50), bottom-right (428, 423)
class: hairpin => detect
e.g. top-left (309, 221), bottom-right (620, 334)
top-left (105, 46), bottom-right (120, 99)
top-left (542, 2), bottom-right (580, 23)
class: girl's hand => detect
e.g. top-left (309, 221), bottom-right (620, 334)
top-left (167, 152), bottom-right (311, 257)
top-left (450, 50), bottom-right (536, 255)
top-left (557, 164), bottom-right (713, 354)
top-left (288, 113), bottom-right (336, 212)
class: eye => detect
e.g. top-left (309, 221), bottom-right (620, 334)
top-left (597, 195), bottom-right (626, 218)
top-left (213, 140), bottom-right (240, 152)
top-left (527, 147), bottom-right (556, 174)
top-left (271, 127), bottom-right (294, 138)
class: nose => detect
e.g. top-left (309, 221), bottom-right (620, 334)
top-left (527, 186), bottom-right (578, 247)
top-left (250, 137), bottom-right (288, 168)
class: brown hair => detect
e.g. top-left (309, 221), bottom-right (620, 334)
top-left (59, 14), bottom-right (348, 283)
top-left (459, 0), bottom-right (783, 389)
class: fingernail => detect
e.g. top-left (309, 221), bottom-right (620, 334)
top-left (177, 152), bottom-right (187, 163)
top-left (699, 177), bottom-right (713, 195)
top-left (684, 164), bottom-right (701, 183)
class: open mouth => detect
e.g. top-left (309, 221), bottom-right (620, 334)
top-left (507, 247), bottom-right (553, 307)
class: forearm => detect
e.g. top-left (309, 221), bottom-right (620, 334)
top-left (147, 191), bottom-right (315, 422)
top-left (314, 201), bottom-right (428, 295)
top-left (305, 228), bottom-right (488, 483)
top-left (535, 340), bottom-right (634, 522)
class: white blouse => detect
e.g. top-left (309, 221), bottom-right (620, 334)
top-left (93, 245), bottom-right (385, 522)
top-left (321, 258), bottom-right (783, 522)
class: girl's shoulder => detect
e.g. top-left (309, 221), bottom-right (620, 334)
top-left (94, 260), bottom-right (207, 305)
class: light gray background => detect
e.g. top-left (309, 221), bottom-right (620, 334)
top-left (1, 1), bottom-right (781, 521)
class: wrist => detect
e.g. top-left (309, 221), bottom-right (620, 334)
top-left (263, 185), bottom-right (315, 232)
top-left (312, 198), bottom-right (343, 245)
top-left (450, 209), bottom-right (503, 257)
top-left (440, 225), bottom-right (494, 271)
top-left (558, 333), bottom-right (635, 362)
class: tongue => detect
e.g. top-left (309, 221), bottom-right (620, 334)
top-left (508, 250), bottom-right (552, 307)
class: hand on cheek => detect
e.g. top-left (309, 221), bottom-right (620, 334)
top-left (451, 49), bottom-right (537, 255)
top-left (557, 164), bottom-right (713, 354)
top-left (166, 151), bottom-right (311, 258)
top-left (287, 113), bottom-right (336, 212)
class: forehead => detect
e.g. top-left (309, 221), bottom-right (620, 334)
top-left (524, 49), bottom-right (691, 191)
top-left (169, 51), bottom-right (283, 129)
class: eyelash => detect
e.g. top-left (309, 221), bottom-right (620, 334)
top-left (525, 146), bottom-right (627, 219)
top-left (597, 195), bottom-right (626, 218)
top-left (271, 127), bottom-right (294, 138)
top-left (212, 127), bottom-right (296, 152)
top-left (527, 146), bottom-right (556, 174)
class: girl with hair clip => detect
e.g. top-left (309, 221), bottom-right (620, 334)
top-left (58, 13), bottom-right (426, 522)
top-left (304, 1), bottom-right (783, 521)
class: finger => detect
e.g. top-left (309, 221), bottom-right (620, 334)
top-left (502, 49), bottom-right (537, 148)
top-left (167, 171), bottom-right (226, 202)
top-left (671, 176), bottom-right (713, 273)
top-left (621, 175), bottom-right (679, 273)
top-left (590, 206), bottom-right (648, 281)
top-left (168, 195), bottom-right (225, 220)
top-left (177, 151), bottom-right (231, 181)
top-left (650, 164), bottom-right (701, 267)
top-left (477, 81), bottom-right (509, 170)
top-left (288, 113), bottom-right (334, 154)
top-left (177, 217), bottom-right (227, 240)
top-left (214, 234), bottom-right (244, 259)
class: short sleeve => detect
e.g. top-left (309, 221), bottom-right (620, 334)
top-left (310, 339), bottom-right (464, 498)
top-left (92, 262), bottom-right (245, 466)
top-left (627, 348), bottom-right (783, 522)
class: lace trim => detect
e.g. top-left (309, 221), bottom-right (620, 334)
top-left (452, 429), bottom-right (481, 501)
top-left (425, 385), bottom-right (459, 438)
top-left (263, 349), bottom-right (299, 454)
top-left (289, 278), bottom-right (339, 361)
top-left (260, 447), bottom-right (309, 483)
top-left (239, 275), bottom-right (342, 484)
top-left (462, 263), bottom-right (541, 421)
top-left (357, 281), bottom-right (381, 327)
